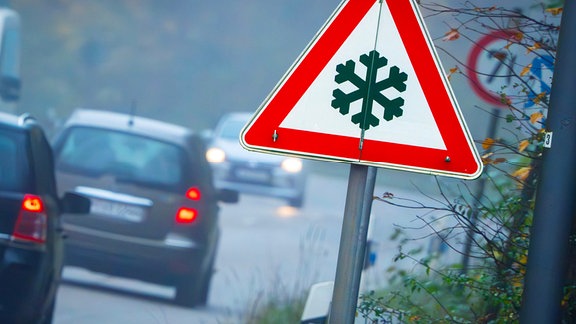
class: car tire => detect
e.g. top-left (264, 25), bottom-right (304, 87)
top-left (195, 269), bottom-right (213, 307)
top-left (174, 273), bottom-right (202, 308)
top-left (174, 259), bottom-right (215, 308)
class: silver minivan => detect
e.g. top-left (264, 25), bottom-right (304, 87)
top-left (207, 112), bottom-right (307, 207)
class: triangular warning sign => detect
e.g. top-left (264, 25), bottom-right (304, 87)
top-left (240, 0), bottom-right (483, 179)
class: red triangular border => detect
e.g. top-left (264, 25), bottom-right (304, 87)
top-left (242, 0), bottom-right (482, 179)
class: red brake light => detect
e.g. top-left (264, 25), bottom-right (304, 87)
top-left (22, 195), bottom-right (44, 212)
top-left (13, 194), bottom-right (47, 244)
top-left (176, 207), bottom-right (197, 224)
top-left (185, 187), bottom-right (201, 200)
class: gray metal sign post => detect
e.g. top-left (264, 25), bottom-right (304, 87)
top-left (329, 164), bottom-right (377, 323)
top-left (520, 0), bottom-right (576, 322)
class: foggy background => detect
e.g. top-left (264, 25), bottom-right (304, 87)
top-left (12, 0), bottom-right (343, 133)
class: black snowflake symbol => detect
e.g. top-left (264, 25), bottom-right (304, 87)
top-left (331, 50), bottom-right (408, 131)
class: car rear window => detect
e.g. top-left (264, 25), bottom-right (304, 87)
top-left (0, 128), bottom-right (30, 192)
top-left (55, 127), bottom-right (186, 189)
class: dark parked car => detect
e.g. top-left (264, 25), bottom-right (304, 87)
top-left (52, 109), bottom-right (238, 307)
top-left (207, 112), bottom-right (307, 207)
top-left (0, 112), bottom-right (89, 324)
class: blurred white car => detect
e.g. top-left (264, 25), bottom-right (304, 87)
top-left (207, 112), bottom-right (307, 207)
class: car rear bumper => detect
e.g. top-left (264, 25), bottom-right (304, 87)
top-left (0, 239), bottom-right (50, 323)
top-left (62, 224), bottom-right (213, 285)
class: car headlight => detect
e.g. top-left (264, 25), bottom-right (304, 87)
top-left (281, 158), bottom-right (303, 173)
top-left (206, 147), bottom-right (226, 163)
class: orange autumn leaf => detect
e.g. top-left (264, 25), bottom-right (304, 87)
top-left (482, 152), bottom-right (494, 159)
top-left (546, 7), bottom-right (563, 16)
top-left (520, 64), bottom-right (532, 77)
top-left (500, 94), bottom-right (512, 106)
top-left (527, 42), bottom-right (542, 53)
top-left (512, 166), bottom-right (531, 181)
top-left (482, 138), bottom-right (495, 150)
top-left (481, 152), bottom-right (494, 165)
top-left (512, 32), bottom-right (524, 42)
top-left (493, 157), bottom-right (507, 164)
top-left (530, 111), bottom-right (544, 124)
top-left (532, 93), bottom-right (547, 105)
top-left (518, 140), bottom-right (530, 153)
top-left (483, 155), bottom-right (506, 165)
top-left (492, 51), bottom-right (507, 61)
top-left (442, 28), bottom-right (460, 41)
top-left (447, 66), bottom-right (458, 80)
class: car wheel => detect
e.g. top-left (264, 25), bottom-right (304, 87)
top-left (174, 273), bottom-right (202, 308)
top-left (174, 261), bottom-right (215, 308)
top-left (195, 268), bottom-right (213, 307)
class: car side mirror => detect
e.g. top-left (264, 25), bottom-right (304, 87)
top-left (60, 192), bottom-right (91, 214)
top-left (218, 189), bottom-right (239, 204)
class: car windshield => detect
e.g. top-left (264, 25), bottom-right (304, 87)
top-left (0, 128), bottom-right (29, 192)
top-left (55, 127), bottom-right (185, 188)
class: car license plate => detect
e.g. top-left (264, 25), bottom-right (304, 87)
top-left (90, 198), bottom-right (146, 222)
top-left (235, 168), bottom-right (270, 183)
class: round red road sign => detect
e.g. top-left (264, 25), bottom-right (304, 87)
top-left (466, 29), bottom-right (518, 107)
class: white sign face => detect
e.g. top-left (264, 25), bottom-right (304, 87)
top-left (280, 0), bottom-right (446, 150)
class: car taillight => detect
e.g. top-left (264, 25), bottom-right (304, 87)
top-left (12, 194), bottom-right (47, 244)
top-left (185, 187), bottom-right (201, 200)
top-left (176, 207), bottom-right (197, 224)
top-left (176, 188), bottom-right (201, 224)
